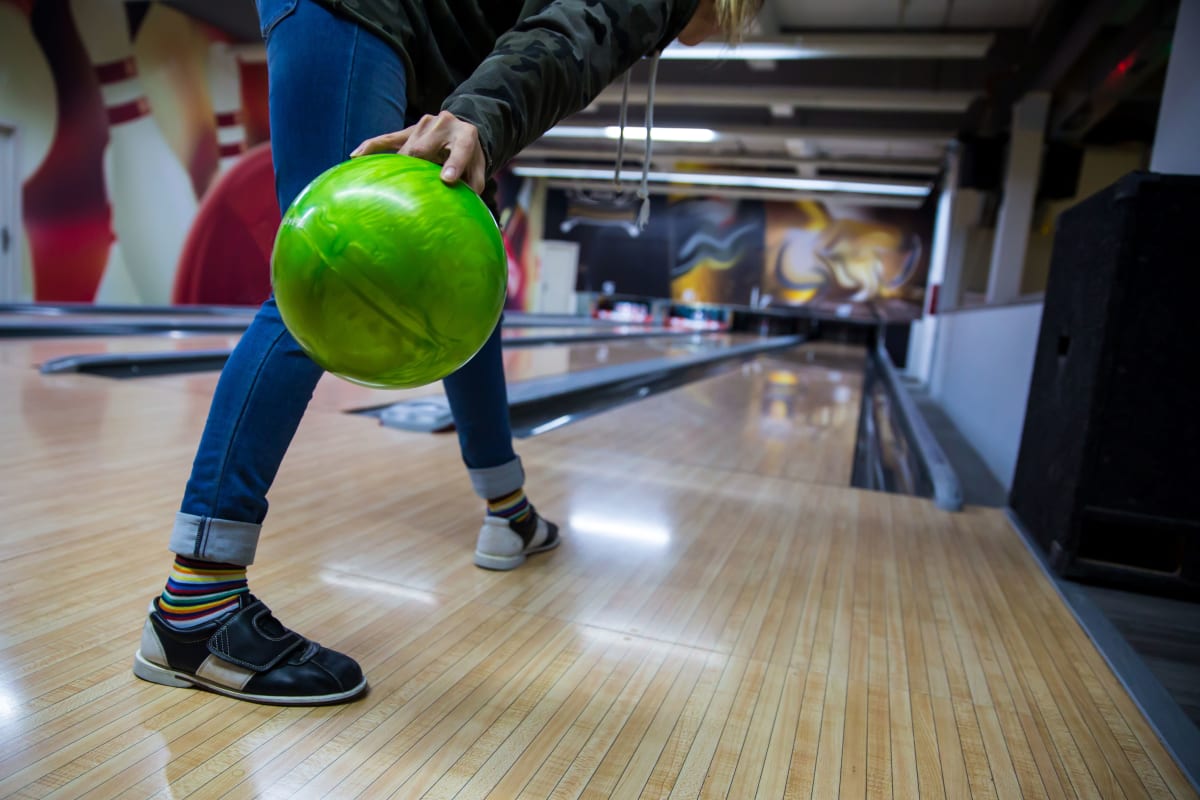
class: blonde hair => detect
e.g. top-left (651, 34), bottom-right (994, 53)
top-left (715, 0), bottom-right (765, 43)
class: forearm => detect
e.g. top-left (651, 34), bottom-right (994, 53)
top-left (442, 0), bottom-right (696, 176)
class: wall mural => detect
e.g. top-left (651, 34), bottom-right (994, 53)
top-left (763, 201), bottom-right (929, 319)
top-left (668, 197), bottom-right (766, 307)
top-left (547, 190), bottom-right (935, 321)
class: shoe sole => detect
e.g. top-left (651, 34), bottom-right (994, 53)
top-left (474, 536), bottom-right (560, 571)
top-left (132, 650), bottom-right (368, 706)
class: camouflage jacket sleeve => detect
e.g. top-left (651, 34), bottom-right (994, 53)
top-left (441, 0), bottom-right (698, 178)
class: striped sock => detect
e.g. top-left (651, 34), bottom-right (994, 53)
top-left (156, 555), bottom-right (249, 629)
top-left (487, 488), bottom-right (532, 525)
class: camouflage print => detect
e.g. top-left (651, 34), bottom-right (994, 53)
top-left (310, 0), bottom-right (699, 177)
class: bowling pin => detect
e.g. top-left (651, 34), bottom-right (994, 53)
top-left (0, 0), bottom-right (58, 301)
top-left (70, 0), bottom-right (198, 306)
top-left (205, 41), bottom-right (246, 176)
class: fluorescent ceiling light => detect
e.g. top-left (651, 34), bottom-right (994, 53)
top-left (659, 34), bottom-right (993, 61)
top-left (545, 126), bottom-right (717, 143)
top-left (663, 43), bottom-right (819, 60)
top-left (544, 125), bottom-right (951, 148)
top-left (604, 126), bottom-right (717, 142)
top-left (544, 126), bottom-right (616, 139)
top-left (511, 166), bottom-right (930, 198)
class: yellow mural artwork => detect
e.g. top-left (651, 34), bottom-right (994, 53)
top-left (668, 198), bottom-right (761, 303)
top-left (658, 195), bottom-right (930, 318)
top-left (764, 201), bottom-right (926, 308)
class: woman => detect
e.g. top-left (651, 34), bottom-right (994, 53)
top-left (133, 0), bottom-right (761, 706)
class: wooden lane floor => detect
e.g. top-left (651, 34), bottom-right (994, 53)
top-left (0, 325), bottom-right (686, 370)
top-left (158, 334), bottom-right (741, 413)
top-left (0, 333), bottom-right (244, 368)
top-left (1, 357), bottom-right (1195, 797)
top-left (0, 331), bottom-right (740, 415)
top-left (0, 313), bottom-right (253, 339)
top-left (0, 332), bottom-right (408, 415)
top-left (0, 309), bottom-right (661, 344)
top-left (525, 342), bottom-right (865, 486)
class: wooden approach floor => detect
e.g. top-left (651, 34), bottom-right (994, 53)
top-left (0, 340), bottom-right (1196, 799)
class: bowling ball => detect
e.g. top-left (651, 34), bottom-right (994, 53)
top-left (271, 154), bottom-right (506, 388)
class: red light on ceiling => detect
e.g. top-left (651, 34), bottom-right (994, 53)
top-left (1112, 53), bottom-right (1138, 79)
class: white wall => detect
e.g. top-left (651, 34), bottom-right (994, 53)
top-left (1151, 0), bottom-right (1200, 175)
top-left (929, 301), bottom-right (1043, 491)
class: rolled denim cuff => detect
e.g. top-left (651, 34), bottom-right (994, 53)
top-left (169, 512), bottom-right (261, 566)
top-left (466, 456), bottom-right (524, 500)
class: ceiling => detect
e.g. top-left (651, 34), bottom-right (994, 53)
top-left (774, 0), bottom-right (1047, 29)
top-left (158, 0), bottom-right (1181, 207)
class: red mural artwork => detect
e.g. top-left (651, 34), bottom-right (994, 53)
top-left (172, 142), bottom-right (277, 306)
top-left (11, 0), bottom-right (276, 305)
top-left (18, 0), bottom-right (112, 301)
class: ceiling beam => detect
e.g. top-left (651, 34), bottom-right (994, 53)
top-left (538, 179), bottom-right (928, 209)
top-left (747, 0), bottom-right (781, 36)
top-left (233, 33), bottom-right (993, 66)
top-left (543, 124), bottom-right (953, 146)
top-left (587, 85), bottom-right (977, 114)
top-left (517, 147), bottom-right (944, 175)
top-left (512, 165), bottom-right (931, 197)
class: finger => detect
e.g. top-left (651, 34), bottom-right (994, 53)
top-left (439, 127), bottom-right (480, 185)
top-left (439, 149), bottom-right (469, 185)
top-left (399, 137), bottom-right (450, 163)
top-left (457, 150), bottom-right (486, 195)
top-left (466, 159), bottom-right (486, 195)
top-left (396, 115), bottom-right (450, 161)
top-left (350, 128), bottom-right (412, 157)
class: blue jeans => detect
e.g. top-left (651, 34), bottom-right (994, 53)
top-left (170, 0), bottom-right (522, 566)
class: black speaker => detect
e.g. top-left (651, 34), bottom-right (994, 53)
top-left (1010, 171), bottom-right (1200, 600)
top-left (1037, 142), bottom-right (1084, 201)
top-left (958, 136), bottom-right (1006, 191)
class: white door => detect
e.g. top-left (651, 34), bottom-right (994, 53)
top-left (536, 240), bottom-right (580, 314)
top-left (0, 123), bottom-right (19, 302)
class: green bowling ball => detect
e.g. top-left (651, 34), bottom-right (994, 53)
top-left (271, 153), bottom-right (506, 388)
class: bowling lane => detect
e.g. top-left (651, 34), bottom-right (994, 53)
top-left (0, 312), bottom-right (254, 339)
top-left (311, 334), bottom-right (754, 412)
top-left (314, 334), bottom-right (739, 413)
top-left (1, 309), bottom-right (663, 344)
top-left (523, 341), bottom-right (866, 487)
top-left (5, 355), bottom-right (1192, 799)
top-left (502, 324), bottom-right (693, 343)
top-left (15, 331), bottom-right (750, 413)
top-left (0, 333), bottom-right (243, 368)
top-left (502, 332), bottom-right (742, 377)
top-left (0, 317), bottom-right (677, 362)
top-left (0, 325), bottom-right (658, 370)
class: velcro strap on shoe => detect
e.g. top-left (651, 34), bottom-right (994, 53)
top-left (207, 599), bottom-right (307, 672)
